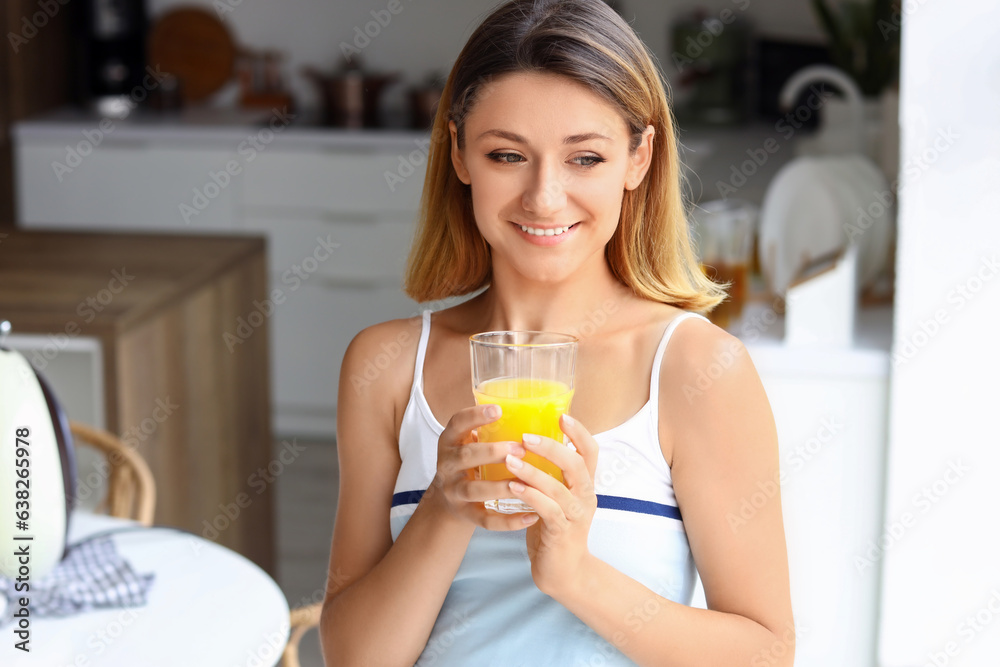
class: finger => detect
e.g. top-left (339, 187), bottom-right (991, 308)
top-left (521, 433), bottom-right (586, 482)
top-left (474, 507), bottom-right (539, 532)
top-left (505, 453), bottom-right (573, 505)
top-left (507, 479), bottom-right (567, 528)
top-left (453, 478), bottom-right (522, 503)
top-left (451, 440), bottom-right (523, 472)
top-left (442, 403), bottom-right (503, 446)
top-left (559, 413), bottom-right (599, 481)
top-left (521, 431), bottom-right (591, 492)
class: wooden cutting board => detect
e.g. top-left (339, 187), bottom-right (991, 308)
top-left (148, 8), bottom-right (236, 103)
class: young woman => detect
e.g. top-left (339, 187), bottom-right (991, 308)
top-left (320, 1), bottom-right (793, 665)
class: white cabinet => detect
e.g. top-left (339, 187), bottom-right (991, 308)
top-left (237, 146), bottom-right (424, 435)
top-left (15, 141), bottom-right (238, 232)
top-left (269, 281), bottom-right (418, 435)
top-left (14, 118), bottom-right (428, 437)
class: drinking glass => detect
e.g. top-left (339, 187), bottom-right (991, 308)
top-left (691, 199), bottom-right (758, 329)
top-left (469, 331), bottom-right (578, 514)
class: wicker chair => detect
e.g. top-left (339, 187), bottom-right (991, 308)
top-left (69, 420), bottom-right (156, 526)
top-left (282, 602), bottom-right (323, 667)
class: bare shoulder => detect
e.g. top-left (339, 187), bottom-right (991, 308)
top-left (657, 312), bottom-right (771, 466)
top-left (340, 313), bottom-right (426, 425)
top-left (661, 312), bottom-right (749, 389)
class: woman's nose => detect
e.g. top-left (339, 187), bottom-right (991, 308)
top-left (522, 162), bottom-right (567, 216)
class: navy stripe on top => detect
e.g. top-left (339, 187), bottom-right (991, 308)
top-left (391, 490), bottom-right (681, 520)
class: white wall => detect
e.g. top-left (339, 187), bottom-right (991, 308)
top-left (879, 1), bottom-right (1000, 665)
top-left (148, 0), bottom-right (824, 116)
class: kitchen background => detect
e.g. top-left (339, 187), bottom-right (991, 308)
top-left (0, 0), bottom-right (996, 666)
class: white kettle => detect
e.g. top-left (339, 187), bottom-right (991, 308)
top-left (0, 322), bottom-right (77, 581)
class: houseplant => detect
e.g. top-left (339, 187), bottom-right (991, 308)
top-left (810, 0), bottom-right (901, 97)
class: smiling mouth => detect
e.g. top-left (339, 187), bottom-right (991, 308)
top-left (513, 222), bottom-right (580, 237)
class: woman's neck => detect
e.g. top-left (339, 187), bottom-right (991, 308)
top-left (472, 257), bottom-right (632, 334)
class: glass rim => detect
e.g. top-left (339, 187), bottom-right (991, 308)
top-left (469, 330), bottom-right (579, 348)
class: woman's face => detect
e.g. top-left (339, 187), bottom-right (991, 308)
top-left (449, 71), bottom-right (654, 284)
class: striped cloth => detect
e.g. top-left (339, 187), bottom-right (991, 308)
top-left (0, 535), bottom-right (154, 626)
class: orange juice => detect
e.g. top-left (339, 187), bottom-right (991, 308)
top-left (473, 377), bottom-right (574, 484)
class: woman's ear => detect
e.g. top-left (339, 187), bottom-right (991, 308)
top-left (624, 125), bottom-right (655, 191)
top-left (449, 120), bottom-right (472, 185)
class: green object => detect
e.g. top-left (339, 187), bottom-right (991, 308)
top-left (810, 0), bottom-right (901, 96)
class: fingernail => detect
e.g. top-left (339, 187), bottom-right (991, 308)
top-left (509, 480), bottom-right (526, 493)
top-left (561, 414), bottom-right (575, 427)
top-left (505, 454), bottom-right (523, 470)
top-left (522, 433), bottom-right (541, 446)
top-left (522, 513), bottom-right (538, 525)
top-left (506, 442), bottom-right (525, 456)
top-left (485, 405), bottom-right (501, 419)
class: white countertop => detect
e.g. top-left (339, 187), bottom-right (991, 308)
top-left (12, 106), bottom-right (431, 152)
top-left (14, 107), bottom-right (800, 205)
top-left (735, 298), bottom-right (892, 379)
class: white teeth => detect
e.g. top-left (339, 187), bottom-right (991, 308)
top-left (518, 223), bottom-right (573, 236)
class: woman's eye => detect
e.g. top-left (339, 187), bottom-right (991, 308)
top-left (486, 152), bottom-right (524, 164)
top-left (574, 155), bottom-right (606, 168)
top-left (485, 152), bottom-right (606, 168)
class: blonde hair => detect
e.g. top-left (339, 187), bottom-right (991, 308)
top-left (403, 0), bottom-right (726, 312)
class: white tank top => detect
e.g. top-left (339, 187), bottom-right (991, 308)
top-left (391, 308), bottom-right (708, 666)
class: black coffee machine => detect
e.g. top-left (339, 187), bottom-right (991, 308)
top-left (74, 0), bottom-right (148, 116)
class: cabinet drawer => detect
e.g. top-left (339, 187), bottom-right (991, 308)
top-left (241, 149), bottom-right (425, 214)
top-left (242, 215), bottom-right (416, 284)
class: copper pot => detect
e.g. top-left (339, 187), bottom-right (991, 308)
top-left (302, 65), bottom-right (398, 128)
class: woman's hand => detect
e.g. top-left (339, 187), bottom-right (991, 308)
top-left (425, 403), bottom-right (537, 531)
top-left (504, 413), bottom-right (600, 597)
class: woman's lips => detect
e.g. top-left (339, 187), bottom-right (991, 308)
top-left (510, 221), bottom-right (580, 246)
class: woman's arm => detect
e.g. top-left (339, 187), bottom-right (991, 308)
top-left (318, 320), bottom-right (471, 666)
top-left (319, 320), bottom-right (532, 666)
top-left (507, 321), bottom-right (795, 667)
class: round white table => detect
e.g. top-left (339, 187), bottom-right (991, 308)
top-left (1, 512), bottom-right (290, 666)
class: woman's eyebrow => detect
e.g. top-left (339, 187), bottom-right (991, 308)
top-left (475, 129), bottom-right (612, 144)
